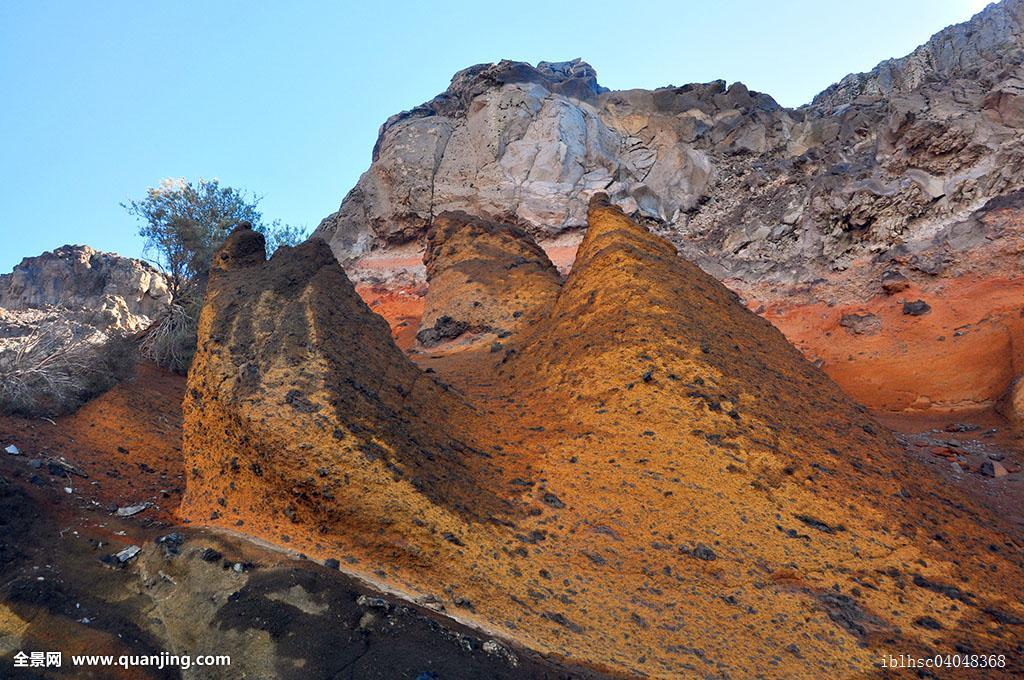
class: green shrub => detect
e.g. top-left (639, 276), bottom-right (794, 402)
top-left (124, 178), bottom-right (305, 372)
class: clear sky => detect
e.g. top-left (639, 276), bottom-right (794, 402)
top-left (0, 0), bottom-right (992, 273)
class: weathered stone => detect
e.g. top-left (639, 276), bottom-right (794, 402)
top-left (0, 245), bottom-right (169, 329)
top-left (980, 460), bottom-right (1009, 478)
top-left (839, 313), bottom-right (882, 335)
top-left (314, 1), bottom-right (1024, 293)
top-left (880, 269), bottom-right (910, 294)
top-left (903, 300), bottom-right (931, 316)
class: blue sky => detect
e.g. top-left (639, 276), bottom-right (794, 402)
top-left (0, 0), bottom-right (991, 273)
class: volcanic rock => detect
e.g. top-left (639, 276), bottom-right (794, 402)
top-left (316, 2), bottom-right (1024, 277)
top-left (980, 460), bottom-right (1009, 477)
top-left (417, 211), bottom-right (561, 345)
top-left (182, 225), bottom-right (512, 557)
top-left (902, 300), bottom-right (932, 316)
top-left (839, 312), bottom-right (882, 335)
top-left (0, 245), bottom-right (169, 331)
top-left (880, 269), bottom-right (910, 294)
top-left (185, 203), bottom-right (1024, 677)
top-left (315, 1), bottom-right (1024, 415)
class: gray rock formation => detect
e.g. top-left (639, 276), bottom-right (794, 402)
top-left (0, 245), bottom-right (170, 371)
top-left (0, 244), bottom-right (170, 334)
top-left (315, 1), bottom-right (1024, 285)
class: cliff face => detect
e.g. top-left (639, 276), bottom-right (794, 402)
top-left (0, 245), bottom-right (169, 324)
top-left (0, 244), bottom-right (171, 381)
top-left (315, 1), bottom-right (1024, 280)
top-left (315, 0), bottom-right (1024, 414)
top-left (185, 208), bottom-right (1024, 679)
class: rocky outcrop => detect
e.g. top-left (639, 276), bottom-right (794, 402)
top-left (182, 226), bottom-right (513, 544)
top-left (0, 245), bottom-right (169, 331)
top-left (0, 246), bottom-right (171, 412)
top-left (186, 208), bottom-right (1024, 678)
top-left (316, 1), bottom-right (1024, 415)
top-left (315, 1), bottom-right (1024, 283)
top-left (417, 211), bottom-right (561, 346)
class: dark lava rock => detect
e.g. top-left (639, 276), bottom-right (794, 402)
top-left (691, 543), bottom-right (717, 561)
top-left (324, 558), bottom-right (340, 570)
top-left (880, 269), bottom-right (910, 294)
top-left (155, 532), bottom-right (185, 557)
top-left (442, 532), bottom-right (465, 546)
top-left (680, 543), bottom-right (717, 561)
top-left (913, 616), bottom-right (943, 630)
top-left (541, 492), bottom-right (565, 509)
top-left (794, 514), bottom-right (845, 534)
top-left (979, 460), bottom-right (1008, 478)
top-left (902, 300), bottom-right (931, 316)
top-left (817, 592), bottom-right (893, 639)
top-left (416, 315), bottom-right (470, 346)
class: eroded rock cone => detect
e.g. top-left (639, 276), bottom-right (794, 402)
top-left (417, 211), bottom-right (561, 346)
top-left (182, 226), bottom-right (513, 561)
top-left (185, 214), bottom-right (1024, 678)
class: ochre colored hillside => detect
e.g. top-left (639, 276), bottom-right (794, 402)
top-left (182, 203), bottom-right (1024, 678)
top-left (416, 211), bottom-right (561, 346)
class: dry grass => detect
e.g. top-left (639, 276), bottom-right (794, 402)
top-left (139, 301), bottom-right (197, 374)
top-left (0, 329), bottom-right (136, 417)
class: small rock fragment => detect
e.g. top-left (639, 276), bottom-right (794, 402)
top-left (5, 444), bottom-right (20, 455)
top-left (902, 300), bottom-right (931, 316)
top-left (541, 492), bottom-right (565, 509)
top-left (681, 543), bottom-right (717, 561)
top-left (356, 594), bottom-right (390, 611)
top-left (116, 503), bottom-right (151, 517)
top-left (880, 270), bottom-right (910, 294)
top-left (980, 460), bottom-right (1008, 478)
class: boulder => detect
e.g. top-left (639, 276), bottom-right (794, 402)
top-left (902, 300), bottom-right (931, 316)
top-left (839, 312), bottom-right (882, 335)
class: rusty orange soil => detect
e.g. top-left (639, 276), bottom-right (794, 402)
top-left (752, 275), bottom-right (1024, 413)
top-left (0, 361), bottom-right (185, 525)
top-left (356, 283), bottom-right (425, 351)
top-left (178, 203), bottom-right (1024, 678)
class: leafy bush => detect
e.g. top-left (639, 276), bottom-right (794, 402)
top-left (124, 178), bottom-right (305, 373)
top-left (0, 330), bottom-right (137, 417)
